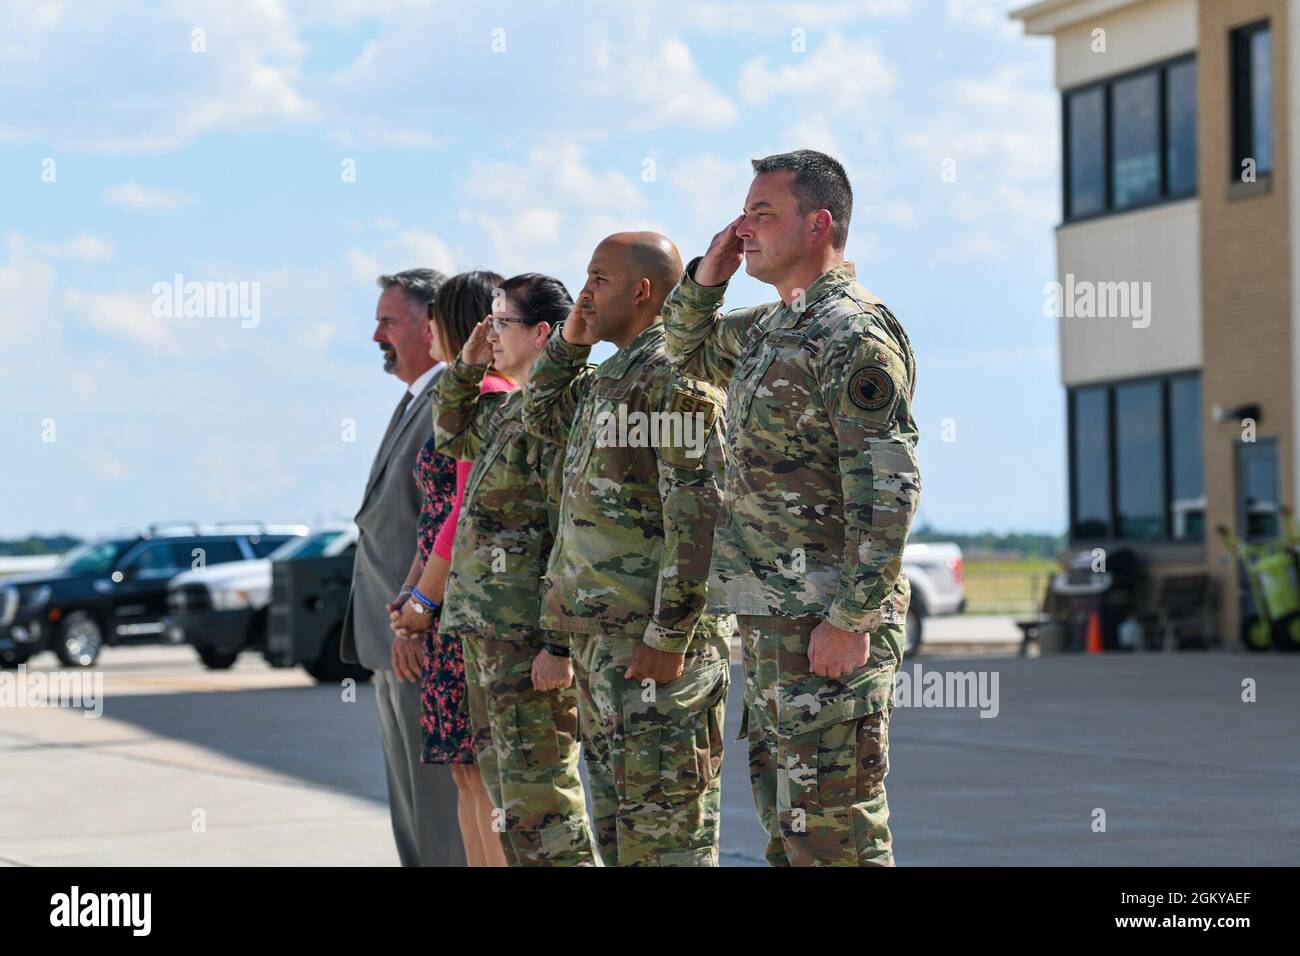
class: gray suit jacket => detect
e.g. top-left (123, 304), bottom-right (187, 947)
top-left (340, 369), bottom-right (442, 669)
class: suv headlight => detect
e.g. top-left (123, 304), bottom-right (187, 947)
top-left (20, 585), bottom-right (52, 610)
top-left (0, 586), bottom-right (17, 626)
top-left (211, 587), bottom-right (267, 611)
top-left (209, 588), bottom-right (249, 611)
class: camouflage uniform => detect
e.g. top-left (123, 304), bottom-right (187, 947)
top-left (662, 259), bottom-right (920, 866)
top-left (522, 320), bottom-right (732, 866)
top-left (433, 356), bottom-right (597, 867)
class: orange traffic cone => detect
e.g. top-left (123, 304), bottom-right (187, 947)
top-left (1085, 609), bottom-right (1104, 654)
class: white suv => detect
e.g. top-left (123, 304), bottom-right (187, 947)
top-left (901, 542), bottom-right (966, 654)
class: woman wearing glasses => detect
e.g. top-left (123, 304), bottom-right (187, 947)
top-left (424, 273), bottom-right (598, 866)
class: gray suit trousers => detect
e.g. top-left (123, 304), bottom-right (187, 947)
top-left (373, 668), bottom-right (467, 867)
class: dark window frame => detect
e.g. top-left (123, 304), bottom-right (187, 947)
top-left (1231, 19), bottom-right (1273, 180)
top-left (1067, 370), bottom-right (1204, 543)
top-left (1062, 52), bottom-right (1198, 224)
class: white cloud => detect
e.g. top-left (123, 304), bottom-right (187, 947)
top-left (62, 289), bottom-right (180, 353)
top-left (86, 452), bottom-right (130, 481)
top-left (739, 33), bottom-right (895, 107)
top-left (456, 145), bottom-right (660, 276)
top-left (345, 228), bottom-right (459, 286)
top-left (461, 145), bottom-right (645, 212)
top-left (947, 0), bottom-right (1021, 38)
top-left (0, 0), bottom-right (314, 151)
top-left (102, 183), bottom-right (194, 211)
top-left (684, 0), bottom-right (914, 33)
top-left (605, 37), bottom-right (737, 129)
top-left (879, 202), bottom-right (916, 227)
top-left (665, 153), bottom-right (752, 230)
top-left (0, 232), bottom-right (114, 347)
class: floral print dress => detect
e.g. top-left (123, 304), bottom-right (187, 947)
top-left (413, 434), bottom-right (475, 765)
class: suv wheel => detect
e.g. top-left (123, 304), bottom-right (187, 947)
top-left (56, 611), bottom-right (104, 667)
top-left (904, 607), bottom-right (923, 657)
top-left (197, 647), bottom-right (239, 670)
top-left (303, 627), bottom-right (372, 684)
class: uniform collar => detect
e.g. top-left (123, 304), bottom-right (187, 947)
top-left (597, 318), bottom-right (664, 379)
top-left (789, 261), bottom-right (856, 316)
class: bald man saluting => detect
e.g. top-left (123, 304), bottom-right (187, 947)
top-left (522, 232), bottom-right (731, 867)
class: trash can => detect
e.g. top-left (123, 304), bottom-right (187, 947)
top-left (1050, 548), bottom-right (1144, 651)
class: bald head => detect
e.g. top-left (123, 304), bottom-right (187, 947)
top-left (580, 231), bottom-right (685, 348)
top-left (600, 231), bottom-right (683, 309)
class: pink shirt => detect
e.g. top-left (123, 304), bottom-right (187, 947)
top-left (432, 372), bottom-right (514, 560)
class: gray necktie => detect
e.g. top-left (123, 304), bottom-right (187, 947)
top-left (366, 392), bottom-right (415, 492)
top-left (380, 391), bottom-right (415, 449)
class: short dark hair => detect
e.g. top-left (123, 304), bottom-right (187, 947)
top-left (377, 268), bottom-right (446, 322)
top-left (750, 149), bottom-right (853, 249)
top-left (499, 273), bottom-right (573, 327)
top-left (431, 270), bottom-right (503, 357)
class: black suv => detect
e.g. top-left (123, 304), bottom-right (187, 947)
top-left (0, 523), bottom-right (306, 668)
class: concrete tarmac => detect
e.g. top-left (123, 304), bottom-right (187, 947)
top-left (1, 632), bottom-right (1295, 866)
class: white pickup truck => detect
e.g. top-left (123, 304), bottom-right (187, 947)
top-left (901, 542), bottom-right (966, 654)
top-left (165, 524), bottom-right (358, 669)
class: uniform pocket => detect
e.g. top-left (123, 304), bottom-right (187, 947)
top-left (505, 695), bottom-right (563, 772)
top-left (776, 661), bottom-right (894, 738)
top-left (622, 659), bottom-right (729, 803)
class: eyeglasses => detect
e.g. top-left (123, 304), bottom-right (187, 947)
top-left (489, 315), bottom-right (529, 333)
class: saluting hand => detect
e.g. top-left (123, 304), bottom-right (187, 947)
top-left (561, 299), bottom-right (598, 346)
top-left (694, 214), bottom-right (746, 287)
top-left (462, 318), bottom-right (494, 366)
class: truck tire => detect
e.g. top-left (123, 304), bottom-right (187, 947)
top-left (55, 610), bottom-right (104, 667)
top-left (197, 647), bottom-right (239, 670)
top-left (904, 606), bottom-right (923, 657)
top-left (303, 627), bottom-right (372, 684)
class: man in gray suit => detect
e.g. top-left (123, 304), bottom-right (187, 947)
top-left (340, 268), bottom-right (466, 867)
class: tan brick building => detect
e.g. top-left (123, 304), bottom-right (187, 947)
top-left (1013, 0), bottom-right (1294, 644)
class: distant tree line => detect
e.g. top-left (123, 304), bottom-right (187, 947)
top-left (909, 523), bottom-right (1066, 561)
top-left (0, 535), bottom-right (81, 557)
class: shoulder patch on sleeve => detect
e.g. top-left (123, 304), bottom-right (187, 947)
top-left (848, 365), bottom-right (895, 412)
top-left (838, 339), bottom-right (905, 427)
top-left (660, 378), bottom-right (723, 468)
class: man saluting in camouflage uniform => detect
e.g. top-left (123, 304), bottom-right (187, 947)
top-left (523, 231), bottom-right (731, 867)
top-left (661, 150), bottom-right (920, 866)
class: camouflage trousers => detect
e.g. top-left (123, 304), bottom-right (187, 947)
top-left (738, 615), bottom-right (897, 867)
top-left (570, 633), bottom-right (730, 867)
top-left (462, 631), bottom-right (597, 866)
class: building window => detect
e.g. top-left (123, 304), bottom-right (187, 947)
top-left (1068, 373), bottom-right (1204, 542)
top-left (1115, 381), bottom-right (1165, 539)
top-left (1071, 386), bottom-right (1111, 539)
top-left (1169, 376), bottom-right (1205, 541)
top-left (1062, 55), bottom-right (1197, 221)
top-left (1232, 21), bottom-right (1273, 178)
top-left (1066, 87), bottom-right (1106, 218)
top-left (1112, 72), bottom-right (1161, 209)
top-left (1237, 439), bottom-right (1280, 541)
top-left (1166, 58), bottom-right (1198, 196)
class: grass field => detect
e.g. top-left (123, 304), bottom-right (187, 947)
top-left (960, 558), bottom-right (1058, 615)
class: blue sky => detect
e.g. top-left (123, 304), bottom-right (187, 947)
top-left (0, 0), bottom-right (1062, 539)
